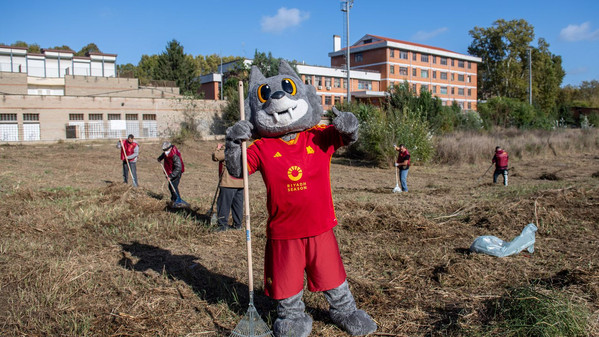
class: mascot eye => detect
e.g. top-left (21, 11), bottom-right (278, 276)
top-left (257, 84), bottom-right (271, 103)
top-left (281, 78), bottom-right (297, 96)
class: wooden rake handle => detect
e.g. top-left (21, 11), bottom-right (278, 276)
top-left (238, 81), bottom-right (254, 295)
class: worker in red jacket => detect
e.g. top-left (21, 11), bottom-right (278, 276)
top-left (157, 141), bottom-right (186, 205)
top-left (492, 146), bottom-right (509, 186)
top-left (394, 144), bottom-right (410, 192)
top-left (117, 134), bottom-right (139, 187)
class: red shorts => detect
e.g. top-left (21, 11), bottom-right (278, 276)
top-left (264, 229), bottom-right (347, 300)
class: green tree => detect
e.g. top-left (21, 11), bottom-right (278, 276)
top-left (137, 54), bottom-right (159, 85)
top-left (468, 19), bottom-right (564, 113)
top-left (76, 43), bottom-right (101, 56)
top-left (154, 39), bottom-right (198, 96)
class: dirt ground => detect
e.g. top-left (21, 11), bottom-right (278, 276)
top-left (1, 139), bottom-right (598, 336)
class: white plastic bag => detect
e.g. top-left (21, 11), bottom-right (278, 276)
top-left (470, 223), bottom-right (537, 257)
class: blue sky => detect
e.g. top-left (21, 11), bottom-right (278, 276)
top-left (1, 0), bottom-right (597, 86)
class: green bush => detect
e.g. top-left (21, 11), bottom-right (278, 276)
top-left (479, 97), bottom-right (553, 130)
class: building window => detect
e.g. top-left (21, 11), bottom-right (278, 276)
top-left (354, 53), bottom-right (363, 62)
top-left (325, 77), bottom-right (331, 88)
top-left (468, 88), bottom-right (472, 96)
top-left (390, 65), bottom-right (395, 74)
top-left (458, 74), bottom-right (465, 82)
top-left (421, 54), bottom-right (429, 62)
top-left (316, 77), bottom-right (323, 87)
top-left (451, 73), bottom-right (455, 81)
top-left (458, 60), bottom-right (465, 68)
top-left (451, 87), bottom-right (455, 95)
top-left (305, 76), bottom-right (312, 85)
top-left (89, 114), bottom-right (103, 121)
top-left (400, 51), bottom-right (408, 59)
top-left (23, 113), bottom-right (39, 121)
top-left (412, 83), bottom-right (417, 92)
top-left (433, 56), bottom-right (436, 64)
top-left (433, 86), bottom-right (437, 93)
top-left (412, 52), bottom-right (417, 61)
top-left (0, 113), bottom-right (17, 121)
top-left (433, 71), bottom-right (437, 79)
top-left (334, 78), bottom-right (341, 88)
top-left (143, 114), bottom-right (156, 120)
top-left (440, 57), bottom-right (447, 65)
top-left (325, 96), bottom-right (332, 105)
top-left (451, 59), bottom-right (455, 66)
top-left (421, 69), bottom-right (428, 78)
top-left (357, 80), bottom-right (372, 90)
top-left (334, 96), bottom-right (341, 105)
top-left (412, 68), bottom-right (417, 77)
top-left (108, 114), bottom-right (121, 120)
top-left (440, 87), bottom-right (448, 94)
top-left (69, 114), bottom-right (84, 121)
top-left (458, 88), bottom-right (465, 96)
top-left (390, 49), bottom-right (394, 58)
top-left (468, 62), bottom-right (471, 69)
top-left (440, 72), bottom-right (448, 80)
top-left (126, 114), bottom-right (138, 121)
top-left (399, 67), bottom-right (408, 76)
top-left (468, 102), bottom-right (472, 109)
top-left (421, 85), bottom-right (429, 92)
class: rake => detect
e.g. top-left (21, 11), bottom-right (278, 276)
top-left (230, 81), bottom-right (274, 337)
top-left (207, 169), bottom-right (224, 226)
top-left (393, 166), bottom-right (401, 193)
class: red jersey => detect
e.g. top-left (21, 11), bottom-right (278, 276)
top-left (246, 124), bottom-right (344, 240)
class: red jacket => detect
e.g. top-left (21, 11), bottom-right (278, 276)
top-left (163, 145), bottom-right (185, 176)
top-left (120, 141), bottom-right (138, 161)
top-left (396, 149), bottom-right (410, 169)
top-left (493, 150), bottom-right (509, 169)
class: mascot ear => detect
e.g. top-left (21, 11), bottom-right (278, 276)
top-left (250, 66), bottom-right (266, 84)
top-left (278, 60), bottom-right (299, 79)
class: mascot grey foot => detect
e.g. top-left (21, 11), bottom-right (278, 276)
top-left (274, 281), bottom-right (376, 337)
top-left (273, 290), bottom-right (313, 337)
top-left (324, 281), bottom-right (377, 336)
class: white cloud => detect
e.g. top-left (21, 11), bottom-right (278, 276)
top-left (412, 27), bottom-right (448, 41)
top-left (559, 22), bottom-right (599, 42)
top-left (261, 7), bottom-right (310, 34)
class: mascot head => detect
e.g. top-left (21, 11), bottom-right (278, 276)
top-left (245, 60), bottom-right (323, 138)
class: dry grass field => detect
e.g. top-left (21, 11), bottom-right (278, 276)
top-left (1, 129), bottom-right (598, 336)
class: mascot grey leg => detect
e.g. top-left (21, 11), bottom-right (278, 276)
top-left (324, 280), bottom-right (377, 336)
top-left (273, 290), bottom-right (313, 337)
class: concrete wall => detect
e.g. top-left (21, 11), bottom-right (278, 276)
top-left (0, 72), bottom-right (27, 95)
top-left (0, 94), bottom-right (227, 141)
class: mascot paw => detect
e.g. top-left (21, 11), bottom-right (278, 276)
top-left (226, 120), bottom-right (253, 143)
top-left (331, 107), bottom-right (358, 144)
top-left (331, 309), bottom-right (377, 336)
top-left (273, 313), bottom-right (313, 337)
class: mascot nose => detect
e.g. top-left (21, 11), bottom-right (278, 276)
top-left (271, 91), bottom-right (285, 99)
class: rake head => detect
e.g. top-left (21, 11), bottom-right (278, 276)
top-left (393, 184), bottom-right (402, 193)
top-left (230, 304), bottom-right (273, 337)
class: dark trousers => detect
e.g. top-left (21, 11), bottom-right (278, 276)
top-left (122, 161), bottom-right (138, 187)
top-left (217, 187), bottom-right (244, 228)
top-left (493, 169), bottom-right (508, 186)
top-left (168, 174), bottom-right (182, 201)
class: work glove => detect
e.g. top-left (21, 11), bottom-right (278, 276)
top-left (394, 163), bottom-right (399, 167)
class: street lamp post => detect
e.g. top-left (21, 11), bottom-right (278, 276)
top-left (528, 47), bottom-right (532, 105)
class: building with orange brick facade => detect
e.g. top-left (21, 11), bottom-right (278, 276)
top-left (330, 34), bottom-right (481, 110)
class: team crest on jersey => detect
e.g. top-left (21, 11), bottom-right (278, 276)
top-left (273, 152), bottom-right (282, 158)
top-left (306, 146), bottom-right (314, 154)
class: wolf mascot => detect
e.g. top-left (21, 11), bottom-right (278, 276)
top-left (225, 61), bottom-right (377, 337)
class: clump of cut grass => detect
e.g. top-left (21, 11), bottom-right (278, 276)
top-left (486, 284), bottom-right (589, 337)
